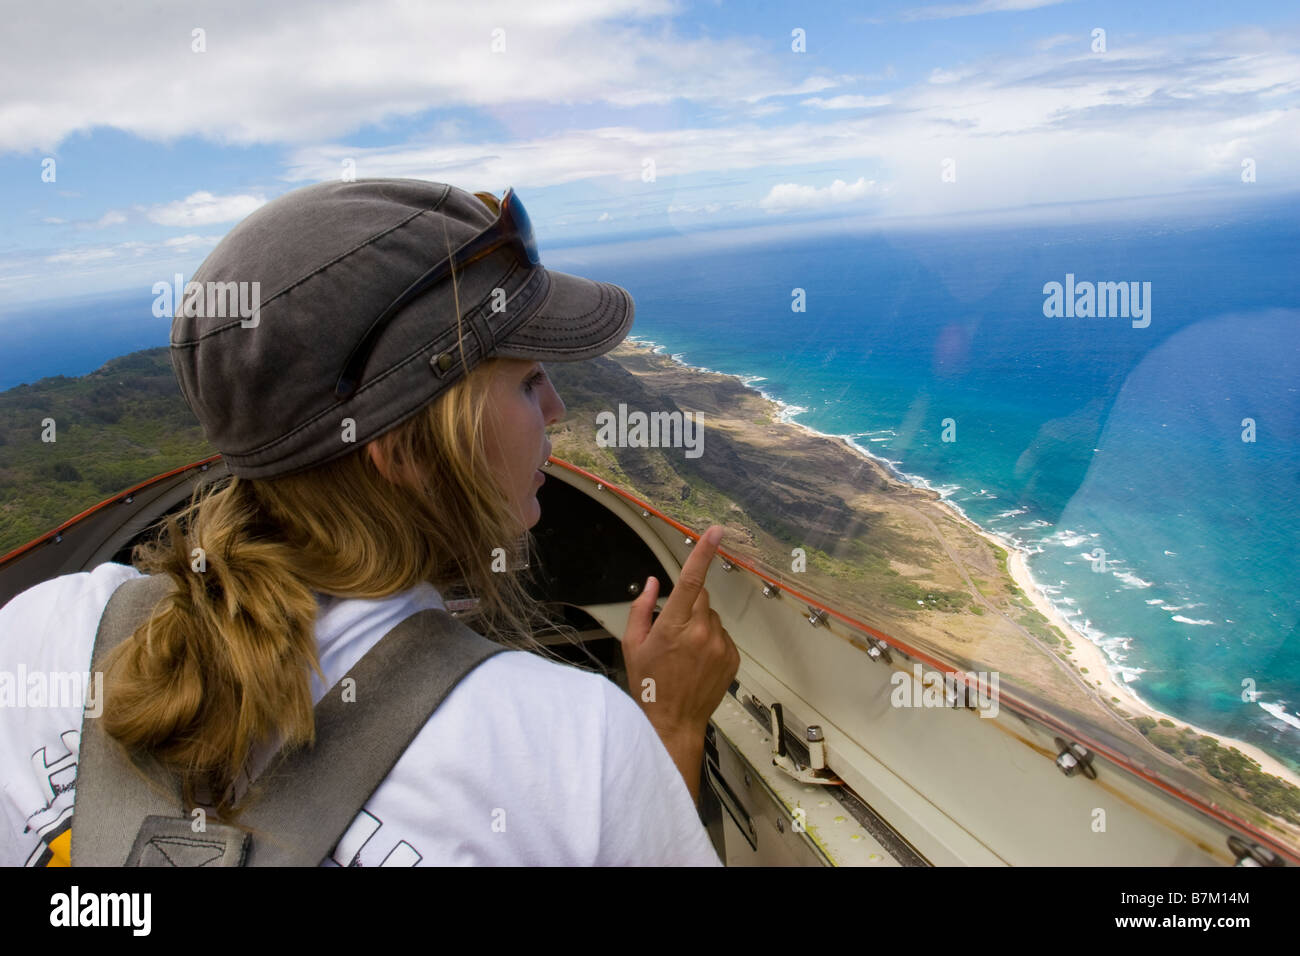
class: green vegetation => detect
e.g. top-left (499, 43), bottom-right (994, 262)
top-left (1131, 717), bottom-right (1300, 825)
top-left (0, 349), bottom-right (213, 554)
top-left (1013, 606), bottom-right (1061, 646)
top-left (992, 544), bottom-right (1008, 573)
top-left (559, 447), bottom-right (602, 472)
top-left (545, 356), bottom-right (942, 623)
top-left (878, 578), bottom-right (969, 614)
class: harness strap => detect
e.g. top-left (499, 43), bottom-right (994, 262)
top-left (72, 573), bottom-right (506, 866)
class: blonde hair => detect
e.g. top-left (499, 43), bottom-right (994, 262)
top-left (102, 357), bottom-right (568, 820)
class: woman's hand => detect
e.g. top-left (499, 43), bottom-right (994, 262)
top-left (621, 524), bottom-right (741, 803)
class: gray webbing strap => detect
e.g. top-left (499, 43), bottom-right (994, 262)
top-left (72, 573), bottom-right (506, 866)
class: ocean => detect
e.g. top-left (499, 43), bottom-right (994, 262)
top-left (550, 202), bottom-right (1300, 772)
top-left (4, 201), bottom-right (1299, 771)
top-left (0, 289), bottom-right (169, 392)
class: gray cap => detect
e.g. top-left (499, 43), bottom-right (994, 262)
top-left (170, 179), bottom-right (633, 479)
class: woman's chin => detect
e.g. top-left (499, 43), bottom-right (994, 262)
top-left (512, 494), bottom-right (541, 532)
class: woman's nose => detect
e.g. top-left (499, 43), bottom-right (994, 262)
top-left (543, 380), bottom-right (566, 426)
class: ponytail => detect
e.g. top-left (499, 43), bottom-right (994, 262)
top-left (103, 359), bottom-right (571, 819)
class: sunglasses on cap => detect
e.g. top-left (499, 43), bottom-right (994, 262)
top-left (334, 187), bottom-right (540, 400)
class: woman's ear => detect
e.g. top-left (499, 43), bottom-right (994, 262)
top-left (367, 442), bottom-right (397, 483)
top-left (368, 440), bottom-right (421, 491)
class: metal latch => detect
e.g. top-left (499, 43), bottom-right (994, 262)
top-left (769, 702), bottom-right (842, 786)
top-left (1227, 834), bottom-right (1284, 867)
top-left (1054, 737), bottom-right (1097, 779)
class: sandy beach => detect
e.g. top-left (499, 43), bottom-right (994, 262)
top-left (1000, 541), bottom-right (1300, 789)
top-left (614, 337), bottom-right (1300, 793)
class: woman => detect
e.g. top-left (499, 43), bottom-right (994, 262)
top-left (0, 179), bottom-right (738, 866)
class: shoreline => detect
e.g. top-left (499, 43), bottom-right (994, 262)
top-left (966, 508), bottom-right (1300, 790)
top-left (617, 336), bottom-right (1300, 791)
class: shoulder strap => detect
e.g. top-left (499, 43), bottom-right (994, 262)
top-left (238, 602), bottom-right (505, 865)
top-left (73, 574), bottom-right (179, 866)
top-left (72, 574), bottom-right (506, 866)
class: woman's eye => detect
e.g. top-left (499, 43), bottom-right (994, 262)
top-left (523, 370), bottom-right (546, 394)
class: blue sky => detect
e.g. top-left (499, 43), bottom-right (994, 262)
top-left (1, 0), bottom-right (1297, 305)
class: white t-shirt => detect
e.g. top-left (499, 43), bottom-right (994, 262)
top-left (0, 562), bottom-right (721, 866)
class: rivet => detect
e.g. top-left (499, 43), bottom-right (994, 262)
top-left (433, 352), bottom-right (454, 372)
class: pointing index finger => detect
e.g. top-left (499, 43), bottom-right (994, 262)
top-left (661, 525), bottom-right (722, 626)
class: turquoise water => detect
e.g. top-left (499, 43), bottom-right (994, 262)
top-left (550, 205), bottom-right (1300, 771)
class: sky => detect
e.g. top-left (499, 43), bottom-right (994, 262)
top-left (1, 0), bottom-right (1297, 306)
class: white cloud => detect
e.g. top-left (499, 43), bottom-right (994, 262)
top-left (801, 95), bottom-right (892, 109)
top-left (88, 210), bottom-right (126, 228)
top-left (46, 247), bottom-right (116, 264)
top-left (759, 177), bottom-right (878, 213)
top-left (741, 75), bottom-right (844, 104)
top-left (1035, 33), bottom-right (1077, 51)
top-left (43, 234), bottom-right (221, 265)
top-left (928, 67), bottom-right (969, 84)
top-left (5, 6), bottom-right (1299, 249)
top-left (666, 201), bottom-right (725, 214)
top-left (47, 209), bottom-right (129, 229)
top-left (904, 0), bottom-right (1067, 21)
top-left (275, 23), bottom-right (1300, 220)
top-left (0, 0), bottom-right (827, 151)
top-left (0, 229), bottom-right (227, 304)
top-left (145, 192), bottom-right (266, 227)
top-left (164, 234), bottom-right (223, 250)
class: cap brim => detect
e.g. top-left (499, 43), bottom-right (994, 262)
top-left (490, 268), bottom-right (634, 362)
